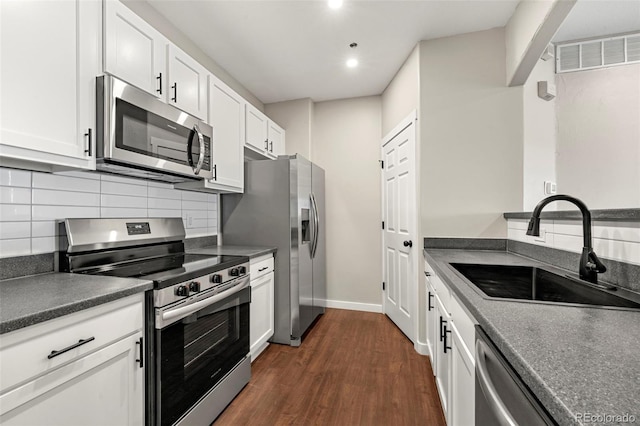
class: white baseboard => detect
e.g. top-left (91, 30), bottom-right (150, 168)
top-left (322, 299), bottom-right (382, 313)
top-left (414, 340), bottom-right (429, 356)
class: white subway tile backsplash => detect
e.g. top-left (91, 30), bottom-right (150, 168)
top-left (31, 237), bottom-right (56, 254)
top-left (182, 200), bottom-right (209, 211)
top-left (0, 186), bottom-right (31, 204)
top-left (32, 221), bottom-right (56, 238)
top-left (0, 168), bottom-right (218, 257)
top-left (148, 186), bottom-right (182, 200)
top-left (101, 180), bottom-right (147, 197)
top-left (507, 218), bottom-right (639, 266)
top-left (101, 194), bottom-right (147, 209)
top-left (32, 172), bottom-right (100, 193)
top-left (100, 174), bottom-right (149, 185)
top-left (185, 227), bottom-right (209, 238)
top-left (0, 238), bottom-right (31, 257)
top-left (148, 197), bottom-right (181, 210)
top-left (32, 189), bottom-right (100, 207)
top-left (0, 222), bottom-right (31, 240)
top-left (0, 168), bottom-right (31, 187)
top-left (54, 171), bottom-right (101, 180)
top-left (0, 204), bottom-right (31, 221)
top-left (148, 209), bottom-right (182, 218)
top-left (100, 207), bottom-right (148, 218)
top-left (181, 191), bottom-right (209, 202)
top-left (32, 205), bottom-right (100, 221)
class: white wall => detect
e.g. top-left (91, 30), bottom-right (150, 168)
top-left (381, 45), bottom-right (420, 137)
top-left (312, 97), bottom-right (382, 309)
top-left (419, 28), bottom-right (524, 238)
top-left (523, 58), bottom-right (557, 210)
top-left (0, 168), bottom-right (218, 258)
top-left (555, 64), bottom-right (640, 209)
top-left (121, 0), bottom-right (264, 111)
top-left (265, 98), bottom-right (314, 159)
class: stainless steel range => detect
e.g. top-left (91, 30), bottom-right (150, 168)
top-left (57, 218), bottom-right (250, 426)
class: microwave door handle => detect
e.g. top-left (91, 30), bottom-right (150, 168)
top-left (187, 124), bottom-right (206, 175)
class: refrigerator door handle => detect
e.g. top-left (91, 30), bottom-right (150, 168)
top-left (310, 193), bottom-right (320, 259)
top-left (309, 194), bottom-right (316, 257)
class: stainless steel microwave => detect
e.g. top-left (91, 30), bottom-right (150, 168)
top-left (96, 75), bottom-right (213, 183)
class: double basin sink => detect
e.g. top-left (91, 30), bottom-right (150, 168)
top-left (449, 263), bottom-right (640, 310)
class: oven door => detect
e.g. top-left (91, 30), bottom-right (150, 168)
top-left (98, 75), bottom-right (212, 180)
top-left (156, 282), bottom-right (250, 426)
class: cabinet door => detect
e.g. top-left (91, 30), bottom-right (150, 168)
top-left (426, 280), bottom-right (437, 370)
top-left (104, 0), bottom-right (166, 98)
top-left (250, 271), bottom-right (274, 361)
top-left (245, 103), bottom-right (269, 154)
top-left (208, 75), bottom-right (244, 191)
top-left (434, 295), bottom-right (450, 420)
top-left (267, 121), bottom-right (285, 158)
top-left (167, 45), bottom-right (208, 119)
top-left (0, 0), bottom-right (99, 170)
top-left (450, 324), bottom-right (475, 426)
top-left (0, 333), bottom-right (144, 425)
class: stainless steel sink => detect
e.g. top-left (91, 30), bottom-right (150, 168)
top-left (449, 263), bottom-right (640, 310)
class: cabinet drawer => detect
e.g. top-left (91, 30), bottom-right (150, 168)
top-left (0, 294), bottom-right (143, 393)
top-left (250, 254), bottom-right (274, 279)
top-left (429, 273), bottom-right (451, 313)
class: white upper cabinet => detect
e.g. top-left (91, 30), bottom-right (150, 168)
top-left (245, 103), bottom-right (270, 155)
top-left (104, 1), bottom-right (207, 120)
top-left (0, 0), bottom-right (100, 170)
top-left (104, 0), bottom-right (166, 98)
top-left (175, 74), bottom-right (244, 193)
top-left (166, 45), bottom-right (208, 120)
top-left (208, 75), bottom-right (244, 191)
top-left (245, 103), bottom-right (285, 159)
top-left (268, 121), bottom-right (285, 158)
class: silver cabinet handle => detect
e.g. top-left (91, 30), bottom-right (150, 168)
top-left (476, 339), bottom-right (519, 426)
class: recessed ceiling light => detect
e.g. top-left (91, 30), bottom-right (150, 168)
top-left (346, 58), bottom-right (358, 68)
top-left (328, 0), bottom-right (343, 10)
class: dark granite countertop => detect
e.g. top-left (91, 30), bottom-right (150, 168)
top-left (423, 248), bottom-right (640, 426)
top-left (0, 273), bottom-right (153, 335)
top-left (503, 208), bottom-right (639, 222)
top-left (189, 245), bottom-right (276, 259)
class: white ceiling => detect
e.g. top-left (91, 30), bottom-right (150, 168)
top-left (148, 0), bottom-right (520, 104)
top-left (553, 0), bottom-right (640, 43)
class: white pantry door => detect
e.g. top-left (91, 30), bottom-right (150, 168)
top-left (382, 113), bottom-right (417, 342)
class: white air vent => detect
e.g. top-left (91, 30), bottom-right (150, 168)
top-left (556, 32), bottom-right (640, 73)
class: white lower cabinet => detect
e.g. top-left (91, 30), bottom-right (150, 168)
top-left (0, 294), bottom-right (145, 425)
top-left (249, 254), bottom-right (275, 361)
top-left (434, 294), bottom-right (451, 419)
top-left (450, 322), bottom-right (475, 426)
top-left (425, 259), bottom-right (477, 425)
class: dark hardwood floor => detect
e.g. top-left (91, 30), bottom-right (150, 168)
top-left (214, 308), bottom-right (446, 426)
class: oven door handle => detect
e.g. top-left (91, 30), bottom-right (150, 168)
top-left (159, 277), bottom-right (250, 327)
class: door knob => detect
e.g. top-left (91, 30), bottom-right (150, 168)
top-left (403, 240), bottom-right (413, 247)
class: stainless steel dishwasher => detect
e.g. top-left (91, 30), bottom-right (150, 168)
top-left (475, 326), bottom-right (556, 426)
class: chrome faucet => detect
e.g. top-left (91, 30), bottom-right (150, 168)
top-left (526, 195), bottom-right (607, 284)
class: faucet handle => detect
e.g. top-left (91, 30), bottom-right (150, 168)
top-left (587, 251), bottom-right (607, 273)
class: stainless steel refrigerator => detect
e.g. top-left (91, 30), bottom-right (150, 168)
top-left (221, 155), bottom-right (326, 346)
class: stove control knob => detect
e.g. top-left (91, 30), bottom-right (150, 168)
top-left (238, 266), bottom-right (247, 275)
top-left (230, 268), bottom-right (239, 277)
top-left (189, 281), bottom-right (201, 293)
top-left (175, 285), bottom-right (188, 297)
top-left (211, 274), bottom-right (222, 283)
